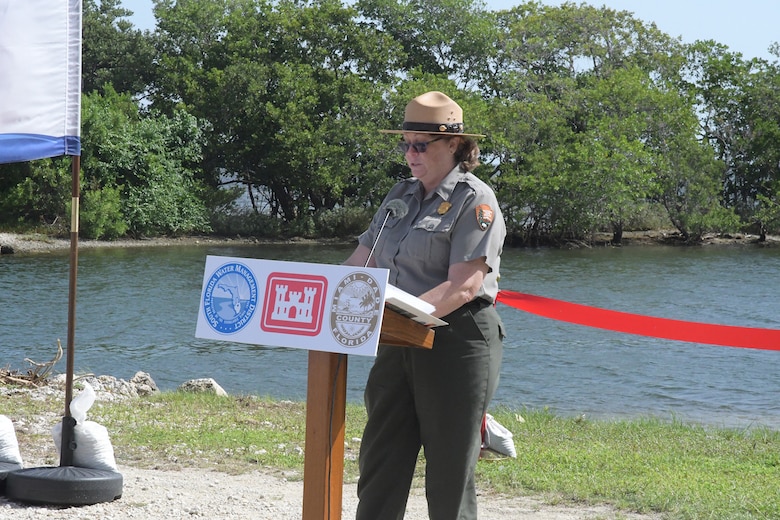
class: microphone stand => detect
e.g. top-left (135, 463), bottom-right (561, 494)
top-left (364, 209), bottom-right (393, 268)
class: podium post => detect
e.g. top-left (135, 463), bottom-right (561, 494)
top-left (302, 350), bottom-right (347, 520)
top-left (301, 308), bottom-right (434, 520)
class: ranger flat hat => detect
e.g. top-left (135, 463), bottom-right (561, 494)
top-left (380, 91), bottom-right (485, 138)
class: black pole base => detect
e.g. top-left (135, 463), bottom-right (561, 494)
top-left (6, 465), bottom-right (122, 506)
top-left (0, 462), bottom-right (22, 495)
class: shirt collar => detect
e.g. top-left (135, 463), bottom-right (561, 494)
top-left (431, 164), bottom-right (466, 201)
top-left (399, 164), bottom-right (466, 203)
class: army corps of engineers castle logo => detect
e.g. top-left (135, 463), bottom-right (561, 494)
top-left (330, 272), bottom-right (383, 348)
top-left (261, 272), bottom-right (328, 336)
top-left (202, 262), bottom-right (259, 334)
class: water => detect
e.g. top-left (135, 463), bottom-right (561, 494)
top-left (2, 242), bottom-right (779, 430)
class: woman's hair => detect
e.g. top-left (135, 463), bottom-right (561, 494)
top-left (453, 137), bottom-right (480, 172)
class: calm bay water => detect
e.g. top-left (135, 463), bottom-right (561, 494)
top-left (2, 242), bottom-right (779, 429)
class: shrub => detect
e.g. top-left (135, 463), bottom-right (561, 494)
top-left (78, 186), bottom-right (128, 240)
top-left (314, 206), bottom-right (373, 238)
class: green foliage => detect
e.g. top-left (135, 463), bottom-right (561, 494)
top-left (121, 115), bottom-right (211, 237)
top-left (755, 189), bottom-right (780, 236)
top-left (686, 42), bottom-right (780, 231)
top-left (314, 205), bottom-right (374, 238)
top-left (4, 0), bottom-right (780, 243)
top-left (204, 186), bottom-right (286, 238)
top-left (82, 0), bottom-right (155, 96)
top-left (80, 89), bottom-right (212, 237)
top-left (357, 0), bottom-right (499, 88)
top-left (0, 158), bottom-right (72, 232)
top-left (151, 0), bottom-right (398, 227)
top-left (210, 207), bottom-right (282, 238)
top-left (78, 186), bottom-right (128, 239)
top-left (659, 170), bottom-right (741, 242)
top-left (653, 118), bottom-right (741, 241)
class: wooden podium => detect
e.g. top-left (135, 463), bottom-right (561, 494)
top-left (194, 257), bottom-right (437, 519)
top-left (301, 307), bottom-right (435, 520)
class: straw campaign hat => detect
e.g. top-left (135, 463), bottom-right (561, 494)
top-left (380, 91), bottom-right (485, 138)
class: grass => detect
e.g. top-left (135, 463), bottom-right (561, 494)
top-left (477, 408), bottom-right (780, 519)
top-left (8, 390), bottom-right (780, 519)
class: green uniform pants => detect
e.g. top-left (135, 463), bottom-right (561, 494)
top-left (356, 300), bottom-right (504, 520)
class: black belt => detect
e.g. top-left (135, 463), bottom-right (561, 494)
top-left (463, 298), bottom-right (493, 312)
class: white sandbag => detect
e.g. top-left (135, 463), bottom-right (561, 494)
top-left (53, 419), bottom-right (118, 472)
top-left (0, 415), bottom-right (23, 465)
top-left (52, 382), bottom-right (118, 472)
top-left (482, 413), bottom-right (516, 458)
top-left (70, 381), bottom-right (95, 423)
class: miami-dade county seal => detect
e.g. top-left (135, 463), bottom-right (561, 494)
top-left (331, 272), bottom-right (382, 348)
top-left (202, 262), bottom-right (259, 334)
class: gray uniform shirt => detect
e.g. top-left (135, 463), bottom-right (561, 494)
top-left (359, 165), bottom-right (506, 303)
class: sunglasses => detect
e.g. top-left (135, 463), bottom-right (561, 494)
top-left (397, 137), bottom-right (443, 154)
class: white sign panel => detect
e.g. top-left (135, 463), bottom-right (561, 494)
top-left (196, 256), bottom-right (389, 356)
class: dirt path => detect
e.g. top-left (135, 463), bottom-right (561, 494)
top-left (1, 463), bottom-right (662, 519)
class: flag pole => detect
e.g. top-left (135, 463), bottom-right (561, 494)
top-left (59, 154), bottom-right (80, 467)
top-left (6, 152), bottom-right (122, 504)
top-left (3, 1), bottom-right (122, 505)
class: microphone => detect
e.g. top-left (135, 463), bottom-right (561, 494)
top-left (385, 199), bottom-right (409, 220)
top-left (364, 199), bottom-right (409, 267)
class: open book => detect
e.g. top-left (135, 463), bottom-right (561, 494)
top-left (384, 284), bottom-right (448, 328)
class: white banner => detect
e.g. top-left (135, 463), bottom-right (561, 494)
top-left (196, 257), bottom-right (390, 357)
top-left (0, 0), bottom-right (82, 164)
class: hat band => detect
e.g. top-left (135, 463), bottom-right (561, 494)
top-left (402, 121), bottom-right (465, 134)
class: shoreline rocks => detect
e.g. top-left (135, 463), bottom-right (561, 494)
top-left (1, 372), bottom-right (230, 402)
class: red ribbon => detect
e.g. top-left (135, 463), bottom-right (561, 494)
top-left (496, 290), bottom-right (780, 351)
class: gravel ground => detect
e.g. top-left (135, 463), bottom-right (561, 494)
top-left (1, 465), bottom-right (662, 520)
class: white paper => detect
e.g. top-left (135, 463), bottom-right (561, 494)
top-left (384, 284), bottom-right (448, 328)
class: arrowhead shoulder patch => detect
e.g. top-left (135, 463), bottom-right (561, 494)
top-left (475, 204), bottom-right (494, 231)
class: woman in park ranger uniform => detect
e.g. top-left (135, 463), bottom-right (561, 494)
top-left (344, 91), bottom-right (506, 520)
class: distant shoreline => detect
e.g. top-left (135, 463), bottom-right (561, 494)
top-left (1, 230), bottom-right (778, 255)
top-left (0, 232), bottom-right (353, 255)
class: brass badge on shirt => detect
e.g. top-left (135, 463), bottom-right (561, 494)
top-left (475, 204), bottom-right (494, 231)
top-left (437, 201), bottom-right (452, 215)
